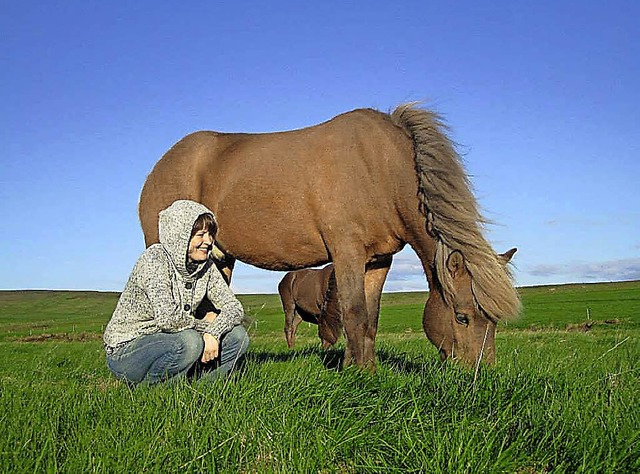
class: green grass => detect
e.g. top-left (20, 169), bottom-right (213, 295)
top-left (0, 282), bottom-right (639, 473)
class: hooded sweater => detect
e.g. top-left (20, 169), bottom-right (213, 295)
top-left (103, 200), bottom-right (244, 353)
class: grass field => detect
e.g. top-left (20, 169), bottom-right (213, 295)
top-left (1, 281), bottom-right (638, 473)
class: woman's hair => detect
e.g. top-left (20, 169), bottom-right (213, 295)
top-left (190, 213), bottom-right (217, 238)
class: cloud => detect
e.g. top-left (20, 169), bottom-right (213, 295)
top-left (528, 258), bottom-right (640, 281)
top-left (383, 279), bottom-right (428, 293)
top-left (382, 251), bottom-right (429, 292)
top-left (387, 253), bottom-right (425, 283)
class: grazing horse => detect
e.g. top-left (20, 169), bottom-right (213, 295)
top-left (320, 248), bottom-right (517, 364)
top-left (278, 265), bottom-right (337, 349)
top-left (139, 103), bottom-right (521, 369)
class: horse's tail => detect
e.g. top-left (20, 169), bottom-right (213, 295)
top-left (390, 103), bottom-right (521, 320)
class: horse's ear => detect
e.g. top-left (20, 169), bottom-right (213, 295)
top-left (498, 248), bottom-right (517, 265)
top-left (446, 251), bottom-right (466, 278)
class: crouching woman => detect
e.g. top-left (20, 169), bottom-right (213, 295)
top-left (103, 200), bottom-right (249, 385)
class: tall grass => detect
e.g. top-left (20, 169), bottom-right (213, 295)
top-left (0, 282), bottom-right (638, 472)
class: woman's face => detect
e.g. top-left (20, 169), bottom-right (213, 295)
top-left (188, 229), bottom-right (214, 263)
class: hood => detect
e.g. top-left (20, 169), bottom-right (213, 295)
top-left (158, 200), bottom-right (217, 277)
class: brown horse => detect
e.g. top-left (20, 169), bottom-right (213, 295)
top-left (278, 265), bottom-right (337, 349)
top-left (139, 103), bottom-right (521, 369)
top-left (320, 248), bottom-right (517, 364)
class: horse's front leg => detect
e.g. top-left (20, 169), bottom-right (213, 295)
top-left (363, 256), bottom-right (393, 371)
top-left (333, 253), bottom-right (367, 369)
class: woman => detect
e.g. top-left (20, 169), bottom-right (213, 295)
top-left (103, 200), bottom-right (249, 385)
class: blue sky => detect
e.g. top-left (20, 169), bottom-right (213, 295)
top-left (1, 1), bottom-right (638, 294)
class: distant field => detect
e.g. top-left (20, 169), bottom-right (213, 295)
top-left (2, 280), bottom-right (638, 340)
top-left (1, 281), bottom-right (638, 472)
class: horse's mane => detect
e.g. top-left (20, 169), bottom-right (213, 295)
top-left (390, 103), bottom-right (521, 320)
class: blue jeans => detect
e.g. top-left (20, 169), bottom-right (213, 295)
top-left (106, 326), bottom-right (250, 385)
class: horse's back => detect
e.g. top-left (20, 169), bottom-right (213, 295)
top-left (140, 108), bottom-right (416, 269)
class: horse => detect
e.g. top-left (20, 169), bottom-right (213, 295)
top-left (319, 248), bottom-right (517, 364)
top-left (278, 264), bottom-right (337, 349)
top-left (139, 103), bottom-right (521, 370)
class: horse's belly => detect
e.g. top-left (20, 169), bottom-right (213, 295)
top-left (223, 241), bottom-right (329, 271)
top-left (214, 207), bottom-right (329, 271)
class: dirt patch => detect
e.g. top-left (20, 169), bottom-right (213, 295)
top-left (566, 321), bottom-right (594, 332)
top-left (566, 319), bottom-right (621, 332)
top-left (16, 332), bottom-right (102, 343)
top-left (510, 318), bottom-right (623, 334)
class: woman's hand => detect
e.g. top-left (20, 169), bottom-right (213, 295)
top-left (203, 311), bottom-right (218, 323)
top-left (201, 333), bottom-right (219, 363)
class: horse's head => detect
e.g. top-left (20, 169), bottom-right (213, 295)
top-left (318, 313), bottom-right (341, 349)
top-left (423, 248), bottom-right (517, 367)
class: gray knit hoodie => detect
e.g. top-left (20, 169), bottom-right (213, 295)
top-left (103, 200), bottom-right (244, 353)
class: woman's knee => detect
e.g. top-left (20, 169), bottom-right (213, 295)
top-left (179, 329), bottom-right (205, 362)
top-left (223, 325), bottom-right (250, 354)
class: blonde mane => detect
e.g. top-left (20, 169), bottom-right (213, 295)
top-left (390, 103), bottom-right (521, 320)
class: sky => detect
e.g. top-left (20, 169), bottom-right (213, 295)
top-left (1, 1), bottom-right (638, 294)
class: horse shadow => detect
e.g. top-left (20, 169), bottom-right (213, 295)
top-left (245, 345), bottom-right (343, 370)
top-left (245, 344), bottom-right (439, 374)
top-left (375, 347), bottom-right (442, 375)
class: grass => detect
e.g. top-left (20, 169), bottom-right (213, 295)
top-left (0, 281), bottom-right (638, 473)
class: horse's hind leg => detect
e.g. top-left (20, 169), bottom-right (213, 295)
top-left (318, 270), bottom-right (341, 348)
top-left (279, 273), bottom-right (299, 348)
top-left (363, 256), bottom-right (393, 370)
top-left (288, 311), bottom-right (303, 349)
top-left (332, 252), bottom-right (368, 369)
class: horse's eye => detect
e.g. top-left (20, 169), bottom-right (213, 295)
top-left (455, 313), bottom-right (469, 326)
